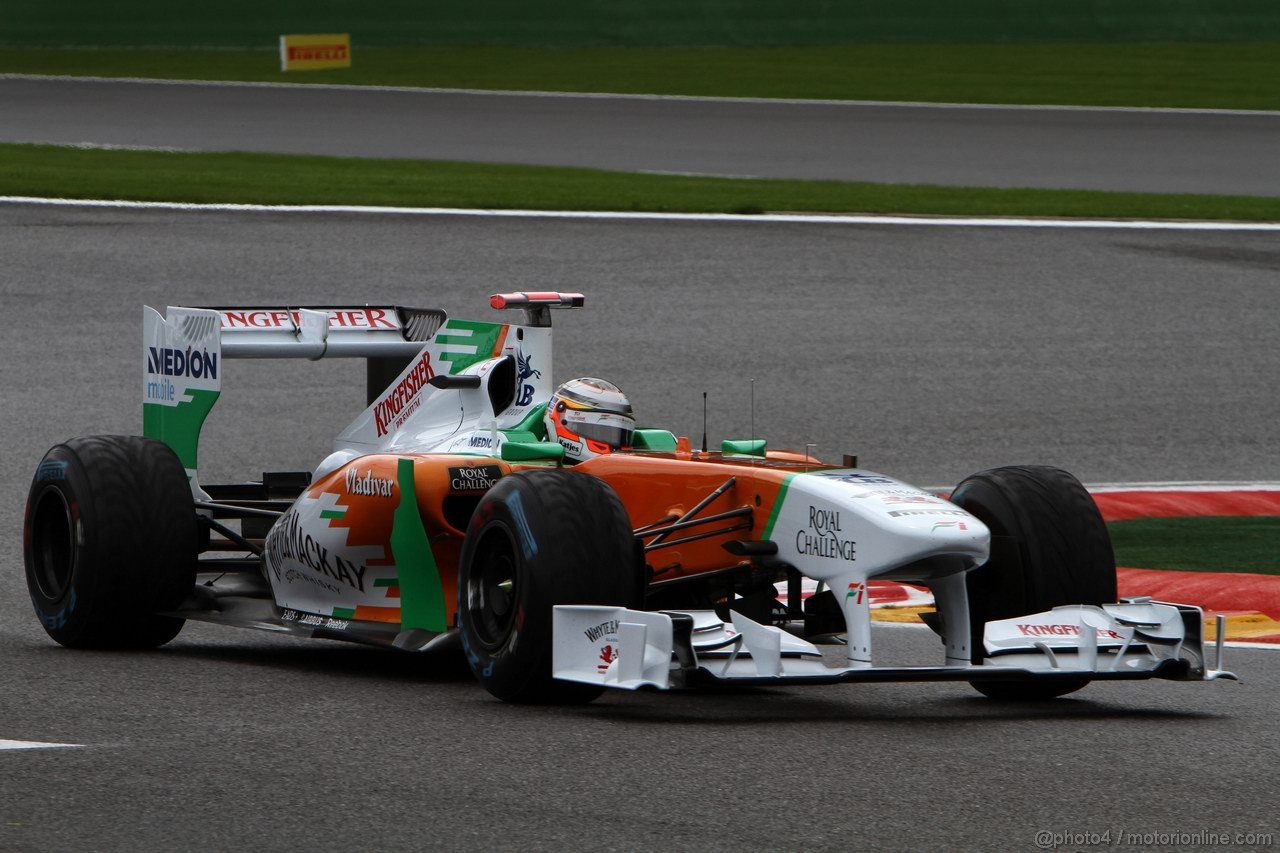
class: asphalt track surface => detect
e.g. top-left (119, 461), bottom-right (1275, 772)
top-left (4, 75), bottom-right (1280, 196)
top-left (2, 202), bottom-right (1279, 851)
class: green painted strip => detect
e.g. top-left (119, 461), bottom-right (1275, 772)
top-left (442, 319), bottom-right (503, 334)
top-left (142, 387), bottom-right (220, 472)
top-left (319, 509), bottom-right (346, 519)
top-left (632, 429), bottom-right (677, 452)
top-left (722, 438), bottom-right (766, 457)
top-left (507, 402), bottom-right (548, 435)
top-left (762, 472), bottom-right (797, 541)
top-left (434, 334), bottom-right (479, 346)
top-left (332, 607), bottom-right (356, 619)
top-left (500, 441), bottom-right (564, 463)
top-left (437, 319), bottom-right (505, 371)
top-left (389, 458), bottom-right (448, 632)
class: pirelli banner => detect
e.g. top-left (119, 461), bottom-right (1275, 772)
top-left (280, 34), bottom-right (351, 72)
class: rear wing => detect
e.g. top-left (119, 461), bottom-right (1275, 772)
top-left (142, 293), bottom-right (583, 496)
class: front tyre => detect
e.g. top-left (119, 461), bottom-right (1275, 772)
top-left (951, 465), bottom-right (1116, 701)
top-left (458, 469), bottom-right (641, 704)
top-left (23, 435), bottom-right (198, 649)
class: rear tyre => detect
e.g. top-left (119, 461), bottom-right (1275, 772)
top-left (23, 435), bottom-right (198, 649)
top-left (950, 465), bottom-right (1116, 700)
top-left (458, 469), bottom-right (641, 704)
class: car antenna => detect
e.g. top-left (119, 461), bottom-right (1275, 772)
top-left (701, 391), bottom-right (708, 453)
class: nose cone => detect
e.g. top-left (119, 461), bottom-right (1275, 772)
top-left (886, 511), bottom-right (991, 561)
top-left (766, 469), bottom-right (990, 581)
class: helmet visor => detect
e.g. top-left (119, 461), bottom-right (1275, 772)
top-left (576, 421), bottom-right (634, 449)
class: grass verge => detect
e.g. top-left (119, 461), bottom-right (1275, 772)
top-left (3, 44), bottom-right (1280, 110)
top-left (8, 0), bottom-right (1279, 48)
top-left (1110, 517), bottom-right (1280, 575)
top-left (5, 143), bottom-right (1280, 221)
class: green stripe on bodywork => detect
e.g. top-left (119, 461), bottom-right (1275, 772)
top-left (332, 607), bottom-right (356, 619)
top-left (722, 438), bottom-right (766, 457)
top-left (506, 402), bottom-right (548, 436)
top-left (143, 388), bottom-right (220, 472)
top-left (390, 458), bottom-right (448, 632)
top-left (436, 319), bottom-right (505, 372)
top-left (632, 429), bottom-right (677, 452)
top-left (500, 441), bottom-right (564, 463)
top-left (320, 509), bottom-right (346, 520)
top-left (762, 472), bottom-right (798, 541)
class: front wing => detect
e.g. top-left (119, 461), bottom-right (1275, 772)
top-left (552, 600), bottom-right (1238, 691)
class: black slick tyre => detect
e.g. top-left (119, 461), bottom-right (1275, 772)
top-left (950, 465), bottom-right (1117, 701)
top-left (458, 469), bottom-right (641, 704)
top-left (23, 435), bottom-right (199, 649)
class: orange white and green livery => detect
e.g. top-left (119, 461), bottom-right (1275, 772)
top-left (24, 293), bottom-right (1238, 704)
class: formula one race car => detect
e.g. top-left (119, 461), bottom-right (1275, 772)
top-left (23, 293), bottom-right (1236, 703)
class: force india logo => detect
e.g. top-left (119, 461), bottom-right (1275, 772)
top-left (374, 352), bottom-right (436, 437)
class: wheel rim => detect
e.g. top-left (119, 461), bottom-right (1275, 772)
top-left (31, 486), bottom-right (75, 601)
top-left (466, 523), bottom-right (519, 648)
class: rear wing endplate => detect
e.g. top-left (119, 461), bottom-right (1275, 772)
top-left (143, 304), bottom-right (443, 494)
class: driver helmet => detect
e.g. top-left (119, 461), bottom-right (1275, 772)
top-left (544, 378), bottom-right (635, 464)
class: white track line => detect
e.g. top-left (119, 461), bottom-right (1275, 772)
top-left (922, 481), bottom-right (1280, 493)
top-left (1087, 482), bottom-right (1280, 492)
top-left (0, 738), bottom-right (79, 750)
top-left (4, 196), bottom-right (1280, 231)
top-left (4, 73), bottom-right (1278, 117)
